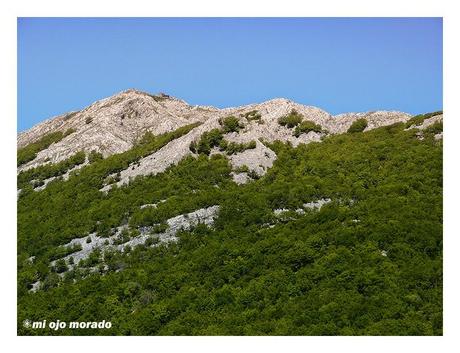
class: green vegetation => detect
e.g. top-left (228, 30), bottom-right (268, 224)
top-left (424, 121), bottom-right (443, 135)
top-left (17, 129), bottom-right (76, 167)
top-left (220, 116), bottom-right (244, 133)
top-left (88, 150), bottom-right (104, 163)
top-left (18, 118), bottom-right (442, 335)
top-left (190, 128), bottom-right (256, 156)
top-left (151, 223), bottom-right (168, 234)
top-left (293, 120), bottom-right (323, 137)
top-left (53, 259), bottom-right (68, 273)
top-left (242, 110), bottom-right (262, 122)
top-left (190, 128), bottom-right (224, 155)
top-left (233, 165), bottom-right (250, 173)
top-left (247, 169), bottom-right (261, 180)
top-left (18, 151), bottom-right (86, 189)
top-left (219, 140), bottom-right (257, 155)
top-left (278, 109), bottom-right (303, 128)
top-left (148, 94), bottom-right (168, 102)
top-left (47, 244), bottom-right (82, 262)
top-left (347, 118), bottom-right (368, 133)
top-left (63, 112), bottom-right (79, 121)
top-left (405, 111), bottom-right (443, 128)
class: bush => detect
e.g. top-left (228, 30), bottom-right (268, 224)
top-left (145, 236), bottom-right (160, 247)
top-left (193, 129), bottom-right (224, 155)
top-left (54, 259), bottom-right (68, 273)
top-left (85, 117), bottom-right (93, 124)
top-left (88, 150), bottom-right (103, 163)
top-left (63, 128), bottom-right (76, 137)
top-left (247, 169), bottom-right (260, 180)
top-left (151, 223), bottom-right (168, 234)
top-left (347, 118), bottom-right (368, 133)
top-left (221, 140), bottom-right (257, 155)
top-left (189, 140), bottom-right (197, 153)
top-left (293, 120), bottom-right (323, 137)
top-left (243, 110), bottom-right (262, 122)
top-left (278, 109), bottom-right (303, 128)
top-left (220, 116), bottom-right (243, 133)
top-left (234, 165), bottom-right (250, 173)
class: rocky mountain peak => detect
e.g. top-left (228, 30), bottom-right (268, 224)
top-left (18, 90), bottom-right (416, 178)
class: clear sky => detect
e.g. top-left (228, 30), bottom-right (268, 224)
top-left (17, 17), bottom-right (442, 131)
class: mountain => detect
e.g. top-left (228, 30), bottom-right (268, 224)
top-left (17, 90), bottom-right (443, 336)
top-left (18, 89), bottom-right (417, 185)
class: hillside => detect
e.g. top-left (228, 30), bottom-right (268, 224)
top-left (17, 91), bottom-right (443, 335)
top-left (18, 89), bottom-right (415, 186)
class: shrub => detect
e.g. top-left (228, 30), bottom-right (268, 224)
top-left (85, 117), bottom-right (93, 124)
top-left (347, 118), bottom-right (368, 133)
top-left (54, 259), bottom-right (68, 273)
top-left (234, 165), bottom-right (250, 173)
top-left (88, 150), bottom-right (103, 163)
top-left (194, 129), bottom-right (224, 155)
top-left (243, 110), bottom-right (262, 122)
top-left (151, 223), bottom-right (168, 234)
top-left (294, 120), bottom-right (323, 137)
top-left (220, 116), bottom-right (243, 133)
top-left (145, 236), bottom-right (160, 246)
top-left (189, 140), bottom-right (197, 153)
top-left (222, 140), bottom-right (257, 155)
top-left (278, 109), bottom-right (303, 128)
top-left (63, 128), bottom-right (76, 137)
top-left (247, 169), bottom-right (260, 180)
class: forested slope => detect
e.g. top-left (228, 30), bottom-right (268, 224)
top-left (17, 117), bottom-right (442, 335)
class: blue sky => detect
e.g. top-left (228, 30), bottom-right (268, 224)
top-left (17, 18), bottom-right (442, 131)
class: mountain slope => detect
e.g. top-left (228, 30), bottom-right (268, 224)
top-left (18, 90), bottom-right (411, 174)
top-left (18, 113), bottom-right (443, 335)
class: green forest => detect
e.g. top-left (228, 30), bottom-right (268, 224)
top-left (17, 115), bottom-right (442, 335)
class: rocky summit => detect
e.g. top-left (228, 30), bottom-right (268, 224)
top-left (18, 89), bottom-right (421, 186)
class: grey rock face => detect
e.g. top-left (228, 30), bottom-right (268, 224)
top-left (405, 114), bottom-right (443, 141)
top-left (303, 198), bottom-right (331, 210)
top-left (18, 89), bottom-right (215, 172)
top-left (18, 89), bottom-right (414, 185)
top-left (406, 114), bottom-right (443, 131)
top-left (273, 198), bottom-right (332, 216)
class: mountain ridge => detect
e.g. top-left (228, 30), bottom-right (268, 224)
top-left (17, 89), bottom-right (414, 176)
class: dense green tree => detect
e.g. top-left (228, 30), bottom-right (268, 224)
top-left (278, 109), bottom-right (303, 128)
top-left (220, 116), bottom-right (244, 133)
top-left (293, 120), bottom-right (323, 137)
